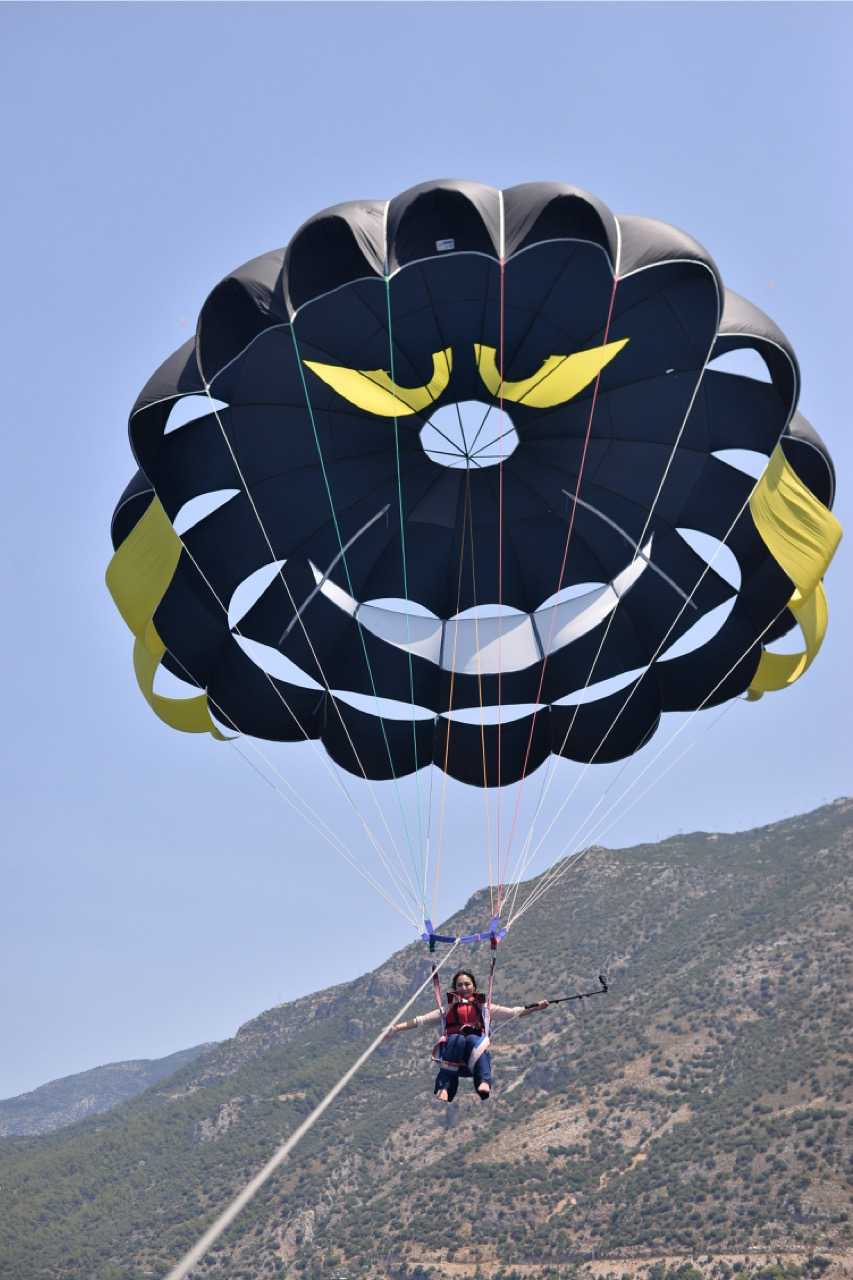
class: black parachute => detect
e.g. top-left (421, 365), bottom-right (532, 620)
top-left (109, 180), bottom-right (839, 785)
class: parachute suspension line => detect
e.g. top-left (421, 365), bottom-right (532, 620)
top-left (476, 261), bottom-right (510, 912)
top-left (584, 698), bottom-right (738, 849)
top-left (508, 608), bottom-right (785, 928)
top-left (465, 245), bottom-right (502, 458)
top-left (463, 469), bottom-right (497, 914)
top-left (162, 938), bottom-right (463, 1280)
top-left (513, 687), bottom-right (745, 922)
top-left (545, 317), bottom-right (722, 749)
top-left (421, 262), bottom-right (501, 918)
top-left (154, 616), bottom-right (424, 928)
top-left (503, 423), bottom-right (789, 917)
top-left (199, 385), bottom-right (424, 925)
top-left (467, 239), bottom-right (580, 461)
top-left (500, 274), bottom-right (621, 888)
top-left (496, 257), bottom-right (506, 913)
top-left (502, 641), bottom-right (635, 925)
top-left (448, 471), bottom-right (499, 919)
top-left (231, 741), bottom-right (422, 928)
top-left (429, 945), bottom-right (445, 1033)
top-left (486, 926), bottom-right (499, 1029)
top-left (510, 707), bottom-right (730, 928)
top-left (561, 701), bottom-right (739, 880)
top-left (423, 748), bottom-right (437, 915)
top-left (404, 253), bottom-right (500, 918)
top-left (502, 290), bottom-right (728, 908)
top-left (502, 751), bottom-right (634, 928)
top-left (277, 504), bottom-right (391, 646)
top-left (384, 277), bottom-right (427, 889)
top-left (287, 327), bottom-right (426, 920)
top-left (466, 244), bottom-right (596, 911)
top-left (430, 473), bottom-right (476, 926)
top-left (378, 264), bottom-right (467, 915)
top-left (139, 481), bottom-right (424, 926)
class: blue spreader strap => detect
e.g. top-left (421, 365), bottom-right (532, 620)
top-left (422, 917), bottom-right (507, 948)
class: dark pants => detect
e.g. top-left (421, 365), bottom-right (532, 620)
top-left (434, 1033), bottom-right (492, 1101)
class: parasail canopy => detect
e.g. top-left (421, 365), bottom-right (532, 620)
top-left (107, 180), bottom-right (841, 790)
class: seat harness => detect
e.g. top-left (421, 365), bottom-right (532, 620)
top-left (423, 915), bottom-right (504, 1075)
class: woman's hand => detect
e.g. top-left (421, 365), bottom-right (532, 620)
top-left (534, 999), bottom-right (549, 1011)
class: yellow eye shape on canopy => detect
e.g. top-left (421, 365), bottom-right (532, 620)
top-left (475, 338), bottom-right (629, 408)
top-left (303, 348), bottom-right (452, 417)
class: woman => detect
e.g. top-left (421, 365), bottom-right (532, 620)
top-left (387, 968), bottom-right (549, 1102)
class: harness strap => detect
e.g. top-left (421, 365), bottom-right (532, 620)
top-left (467, 1035), bottom-right (491, 1072)
top-left (431, 963), bottom-right (445, 1024)
top-left (434, 1033), bottom-right (490, 1071)
top-left (484, 932), bottom-right (498, 1038)
top-left (471, 937), bottom-right (497, 1078)
top-left (429, 949), bottom-right (447, 1063)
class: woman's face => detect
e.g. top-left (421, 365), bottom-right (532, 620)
top-left (454, 973), bottom-right (475, 996)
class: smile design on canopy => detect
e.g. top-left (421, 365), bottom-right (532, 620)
top-left (311, 532), bottom-right (670, 675)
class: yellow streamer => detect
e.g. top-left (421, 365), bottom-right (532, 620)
top-left (106, 496), bottom-right (226, 738)
top-left (747, 445), bottom-right (842, 699)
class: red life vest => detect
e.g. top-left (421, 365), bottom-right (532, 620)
top-left (444, 992), bottom-right (486, 1036)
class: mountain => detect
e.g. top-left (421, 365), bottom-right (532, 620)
top-left (0, 1046), bottom-right (215, 1137)
top-left (0, 799), bottom-right (851, 1280)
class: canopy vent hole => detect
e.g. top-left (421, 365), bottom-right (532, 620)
top-left (420, 401), bottom-right (518, 469)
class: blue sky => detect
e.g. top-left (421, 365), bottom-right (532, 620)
top-left (1, 1), bottom-right (850, 1099)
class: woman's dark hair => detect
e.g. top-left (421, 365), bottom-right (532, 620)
top-left (451, 969), bottom-right (478, 991)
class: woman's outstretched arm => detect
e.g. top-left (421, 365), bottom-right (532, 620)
top-left (385, 1007), bottom-right (442, 1037)
top-left (490, 1000), bottom-right (549, 1023)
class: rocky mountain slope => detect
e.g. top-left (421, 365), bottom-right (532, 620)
top-left (0, 1045), bottom-right (214, 1137)
top-left (0, 799), bottom-right (851, 1280)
